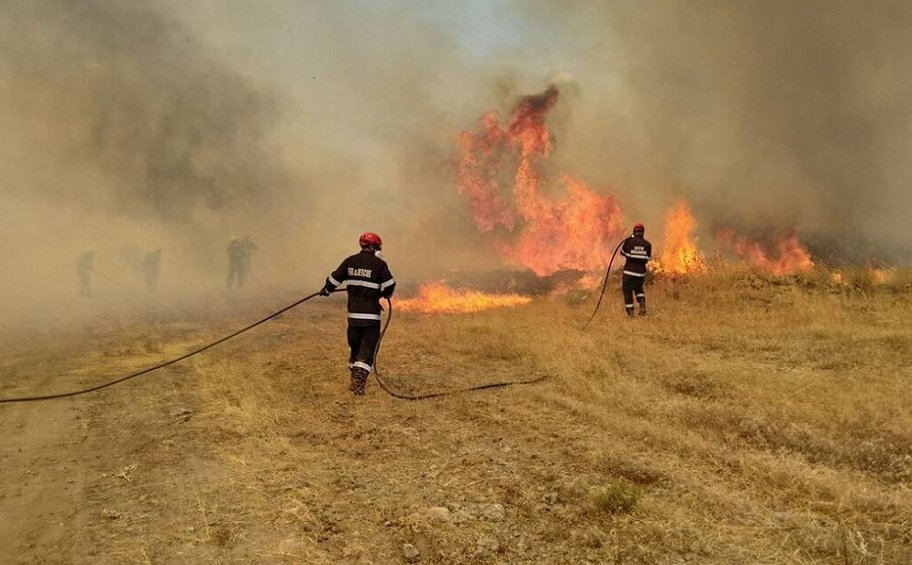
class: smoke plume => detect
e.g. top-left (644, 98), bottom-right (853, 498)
top-left (512, 0), bottom-right (912, 261)
top-left (2, 0), bottom-right (910, 320)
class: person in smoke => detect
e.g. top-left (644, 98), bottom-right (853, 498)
top-left (227, 236), bottom-right (246, 289)
top-left (320, 232), bottom-right (396, 396)
top-left (142, 248), bottom-right (162, 291)
top-left (77, 250), bottom-right (95, 297)
top-left (240, 235), bottom-right (258, 281)
top-left (621, 223), bottom-right (652, 316)
top-left (227, 235), bottom-right (258, 289)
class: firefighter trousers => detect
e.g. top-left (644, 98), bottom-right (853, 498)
top-left (622, 274), bottom-right (646, 313)
top-left (347, 322), bottom-right (381, 372)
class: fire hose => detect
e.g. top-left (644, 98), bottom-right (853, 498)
top-left (582, 236), bottom-right (630, 328)
top-left (371, 297), bottom-right (546, 400)
top-left (0, 289), bottom-right (545, 404)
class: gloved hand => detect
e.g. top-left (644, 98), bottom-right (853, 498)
top-left (319, 287), bottom-right (330, 296)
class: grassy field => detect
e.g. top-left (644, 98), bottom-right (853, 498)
top-left (1, 267), bottom-right (910, 563)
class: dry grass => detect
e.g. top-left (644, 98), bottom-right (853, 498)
top-left (5, 268), bottom-right (910, 563)
top-left (171, 267), bottom-right (910, 563)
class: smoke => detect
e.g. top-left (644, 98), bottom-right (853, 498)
top-left (2, 0), bottom-right (910, 321)
top-left (510, 0), bottom-right (912, 261)
top-left (0, 0), bottom-right (305, 316)
top-left (0, 1), bottom-right (290, 220)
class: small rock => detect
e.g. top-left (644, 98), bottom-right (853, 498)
top-left (101, 508), bottom-right (120, 520)
top-left (402, 543), bottom-right (420, 562)
top-left (480, 503), bottom-right (506, 522)
top-left (426, 506), bottom-right (451, 521)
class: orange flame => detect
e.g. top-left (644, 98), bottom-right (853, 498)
top-left (870, 268), bottom-right (889, 284)
top-left (654, 200), bottom-right (704, 274)
top-left (715, 228), bottom-right (814, 275)
top-left (457, 86), bottom-right (625, 276)
top-left (396, 282), bottom-right (532, 314)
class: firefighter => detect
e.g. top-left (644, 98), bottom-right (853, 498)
top-left (320, 232), bottom-right (396, 395)
top-left (620, 223), bottom-right (652, 316)
top-left (227, 236), bottom-right (245, 289)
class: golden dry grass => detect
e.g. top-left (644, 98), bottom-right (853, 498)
top-left (174, 267), bottom-right (911, 563)
top-left (2, 267), bottom-right (910, 563)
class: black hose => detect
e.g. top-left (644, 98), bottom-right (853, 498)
top-left (582, 236), bottom-right (629, 328)
top-left (370, 297), bottom-right (547, 400)
top-left (0, 286), bottom-right (549, 404)
top-left (0, 291), bottom-right (327, 404)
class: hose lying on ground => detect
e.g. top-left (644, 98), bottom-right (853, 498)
top-left (0, 289), bottom-right (546, 404)
top-left (370, 297), bottom-right (547, 400)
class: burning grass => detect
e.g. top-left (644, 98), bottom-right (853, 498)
top-left (4, 265), bottom-right (911, 563)
top-left (395, 282), bottom-right (532, 314)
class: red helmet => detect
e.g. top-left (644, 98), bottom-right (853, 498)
top-left (359, 231), bottom-right (382, 249)
top-left (632, 223), bottom-right (645, 233)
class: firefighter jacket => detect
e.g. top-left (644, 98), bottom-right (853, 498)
top-left (323, 249), bottom-right (396, 324)
top-left (620, 235), bottom-right (652, 277)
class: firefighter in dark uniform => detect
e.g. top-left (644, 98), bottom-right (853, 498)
top-left (620, 223), bottom-right (652, 316)
top-left (321, 232), bottom-right (396, 395)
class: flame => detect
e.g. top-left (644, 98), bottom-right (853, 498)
top-left (870, 268), bottom-right (889, 284)
top-left (396, 282), bottom-right (532, 314)
top-left (457, 86), bottom-right (626, 276)
top-left (715, 228), bottom-right (814, 275)
top-left (654, 200), bottom-right (704, 274)
top-left (831, 268), bottom-right (893, 285)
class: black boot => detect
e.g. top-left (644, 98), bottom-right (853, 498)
top-left (637, 300), bottom-right (647, 316)
top-left (349, 367), bottom-right (358, 392)
top-left (352, 368), bottom-right (369, 396)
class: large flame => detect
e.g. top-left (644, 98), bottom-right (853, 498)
top-left (457, 86), bottom-right (625, 276)
top-left (396, 282), bottom-right (532, 314)
top-left (715, 228), bottom-right (815, 275)
top-left (654, 200), bottom-right (704, 274)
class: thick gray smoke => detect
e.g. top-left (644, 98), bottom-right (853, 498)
top-left (0, 1), bottom-right (290, 221)
top-left (2, 0), bottom-right (910, 321)
top-left (515, 0), bottom-right (912, 261)
top-left (0, 0), bottom-right (303, 312)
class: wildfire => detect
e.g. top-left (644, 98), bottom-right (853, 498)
top-left (654, 200), bottom-right (704, 274)
top-left (396, 282), bottom-right (532, 314)
top-left (715, 228), bottom-right (815, 275)
top-left (457, 85), bottom-right (626, 276)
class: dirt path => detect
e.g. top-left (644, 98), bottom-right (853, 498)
top-left (0, 395), bottom-right (89, 563)
top-left (0, 324), bottom-right (100, 564)
top-left (0, 302), bottom-right (263, 564)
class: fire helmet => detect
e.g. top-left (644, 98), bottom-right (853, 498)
top-left (359, 231), bottom-right (383, 250)
top-left (632, 223), bottom-right (645, 234)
